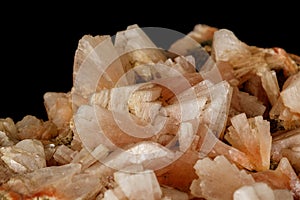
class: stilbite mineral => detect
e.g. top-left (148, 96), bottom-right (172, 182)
top-left (0, 24), bottom-right (299, 200)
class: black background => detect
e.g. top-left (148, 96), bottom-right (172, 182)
top-left (1, 3), bottom-right (299, 122)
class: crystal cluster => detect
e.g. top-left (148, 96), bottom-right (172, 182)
top-left (0, 24), bottom-right (299, 200)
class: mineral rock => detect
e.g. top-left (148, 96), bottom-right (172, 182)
top-left (0, 23), bottom-right (299, 200)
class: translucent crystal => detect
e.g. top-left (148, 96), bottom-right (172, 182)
top-left (252, 157), bottom-right (300, 199)
top-left (53, 144), bottom-right (76, 165)
top-left (233, 182), bottom-right (293, 200)
top-left (281, 72), bottom-right (300, 114)
top-left (16, 115), bottom-right (57, 140)
top-left (115, 24), bottom-right (166, 75)
top-left (43, 92), bottom-right (72, 129)
top-left (230, 87), bottom-right (266, 118)
top-left (225, 113), bottom-right (271, 171)
top-left (0, 117), bottom-right (18, 141)
top-left (0, 139), bottom-right (46, 173)
top-left (114, 170), bottom-right (162, 200)
top-left (271, 128), bottom-right (300, 173)
top-left (191, 155), bottom-right (255, 200)
top-left (160, 186), bottom-right (189, 200)
top-left (3, 163), bottom-right (81, 196)
top-left (212, 29), bottom-right (250, 63)
top-left (0, 131), bottom-right (14, 146)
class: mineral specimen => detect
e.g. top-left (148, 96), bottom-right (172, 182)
top-left (0, 23), bottom-right (299, 200)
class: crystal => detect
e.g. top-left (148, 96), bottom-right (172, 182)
top-left (258, 69), bottom-right (280, 106)
top-left (225, 113), bottom-right (272, 171)
top-left (271, 128), bottom-right (300, 173)
top-left (190, 155), bottom-right (255, 200)
top-left (115, 169), bottom-right (162, 199)
top-left (71, 144), bottom-right (109, 170)
top-left (1, 23), bottom-right (300, 199)
top-left (0, 158), bottom-right (15, 185)
top-left (102, 167), bottom-right (162, 200)
top-left (230, 87), bottom-right (266, 118)
top-left (115, 24), bottom-right (166, 72)
top-left (212, 29), bottom-right (298, 87)
top-left (43, 92), bottom-right (72, 129)
top-left (212, 29), bottom-right (250, 63)
top-left (281, 72), bottom-right (300, 114)
top-left (71, 34), bottom-right (125, 113)
top-left (3, 163), bottom-right (81, 197)
top-left (16, 115), bottom-right (57, 140)
top-left (233, 182), bottom-right (293, 200)
top-left (53, 144), bottom-right (76, 165)
top-left (0, 139), bottom-right (46, 173)
top-left (252, 157), bottom-right (300, 199)
top-left (0, 131), bottom-right (14, 147)
top-left (0, 117), bottom-right (18, 141)
top-left (155, 149), bottom-right (199, 192)
top-left (160, 186), bottom-right (189, 200)
top-left (169, 24), bottom-right (217, 56)
top-left (270, 72), bottom-right (300, 129)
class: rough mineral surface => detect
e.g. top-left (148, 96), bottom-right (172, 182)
top-left (0, 24), bottom-right (299, 200)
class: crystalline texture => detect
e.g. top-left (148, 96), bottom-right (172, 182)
top-left (271, 128), bottom-right (300, 173)
top-left (233, 182), bottom-right (293, 200)
top-left (0, 139), bottom-right (46, 173)
top-left (190, 155), bottom-right (255, 200)
top-left (225, 113), bottom-right (272, 171)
